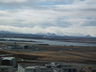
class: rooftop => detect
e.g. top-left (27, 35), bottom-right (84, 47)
top-left (19, 63), bottom-right (37, 68)
top-left (26, 66), bottom-right (35, 69)
top-left (0, 65), bottom-right (14, 68)
top-left (1, 57), bottom-right (15, 60)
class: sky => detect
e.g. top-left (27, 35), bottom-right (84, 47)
top-left (0, 0), bottom-right (96, 37)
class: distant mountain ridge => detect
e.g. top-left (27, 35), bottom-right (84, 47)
top-left (0, 31), bottom-right (18, 34)
top-left (0, 31), bottom-right (95, 39)
top-left (85, 35), bottom-right (92, 37)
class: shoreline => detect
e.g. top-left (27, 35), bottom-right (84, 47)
top-left (0, 38), bottom-right (96, 47)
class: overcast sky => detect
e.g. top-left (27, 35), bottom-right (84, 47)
top-left (0, 0), bottom-right (96, 37)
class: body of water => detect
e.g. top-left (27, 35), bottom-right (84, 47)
top-left (0, 38), bottom-right (96, 47)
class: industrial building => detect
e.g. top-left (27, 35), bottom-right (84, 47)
top-left (18, 62), bottom-right (79, 72)
top-left (0, 57), bottom-right (17, 68)
top-left (0, 57), bottom-right (17, 72)
top-left (18, 64), bottom-right (53, 72)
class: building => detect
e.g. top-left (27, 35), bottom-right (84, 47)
top-left (62, 67), bottom-right (78, 72)
top-left (0, 57), bottom-right (2, 65)
top-left (25, 66), bottom-right (53, 72)
top-left (92, 68), bottom-right (96, 72)
top-left (18, 62), bottom-right (79, 72)
top-left (0, 57), bottom-right (17, 68)
top-left (6, 44), bottom-right (35, 52)
top-left (7, 45), bottom-right (24, 50)
top-left (18, 64), bottom-right (25, 72)
top-left (18, 64), bottom-right (53, 72)
top-left (51, 62), bottom-right (78, 72)
top-left (0, 66), bottom-right (15, 72)
top-left (53, 67), bottom-right (78, 72)
top-left (0, 45), bottom-right (7, 50)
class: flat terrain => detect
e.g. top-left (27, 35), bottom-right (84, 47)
top-left (0, 43), bottom-right (96, 64)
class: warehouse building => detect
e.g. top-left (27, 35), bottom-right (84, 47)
top-left (0, 57), bottom-right (17, 68)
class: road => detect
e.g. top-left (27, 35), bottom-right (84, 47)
top-left (18, 59), bottom-right (96, 67)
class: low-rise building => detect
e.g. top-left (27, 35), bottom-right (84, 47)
top-left (25, 66), bottom-right (53, 72)
top-left (53, 66), bottom-right (78, 72)
top-left (0, 57), bottom-right (17, 68)
top-left (7, 45), bottom-right (24, 50)
top-left (18, 64), bottom-right (53, 72)
top-left (18, 64), bottom-right (25, 72)
top-left (0, 66), bottom-right (15, 72)
top-left (51, 62), bottom-right (78, 72)
top-left (18, 62), bottom-right (79, 72)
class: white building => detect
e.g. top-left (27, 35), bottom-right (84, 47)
top-left (18, 64), bottom-right (53, 72)
top-left (18, 64), bottom-right (25, 72)
top-left (51, 62), bottom-right (78, 72)
top-left (18, 63), bottom-right (79, 72)
top-left (0, 66), bottom-right (15, 72)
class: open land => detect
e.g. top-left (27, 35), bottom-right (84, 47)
top-left (0, 42), bottom-right (96, 66)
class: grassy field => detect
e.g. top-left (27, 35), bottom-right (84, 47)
top-left (0, 41), bottom-right (96, 63)
top-left (0, 44), bottom-right (96, 64)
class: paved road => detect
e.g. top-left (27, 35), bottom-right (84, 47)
top-left (18, 59), bottom-right (96, 67)
top-left (0, 54), bottom-right (13, 56)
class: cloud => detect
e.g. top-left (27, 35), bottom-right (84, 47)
top-left (0, 0), bottom-right (27, 3)
top-left (81, 21), bottom-right (96, 26)
top-left (0, 0), bottom-right (96, 37)
top-left (0, 25), bottom-right (96, 37)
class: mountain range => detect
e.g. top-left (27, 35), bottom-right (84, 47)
top-left (0, 31), bottom-right (95, 39)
